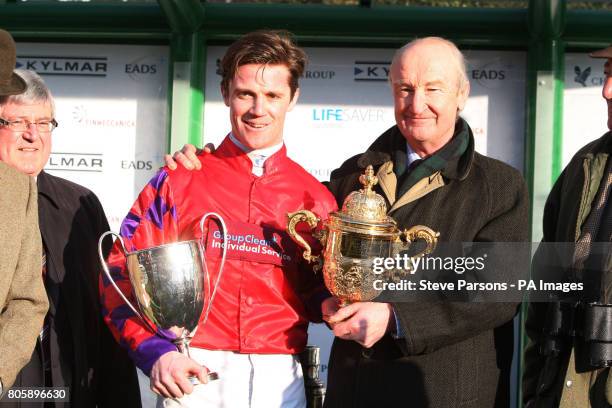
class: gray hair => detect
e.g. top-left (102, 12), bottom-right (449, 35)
top-left (0, 69), bottom-right (55, 116)
top-left (391, 37), bottom-right (469, 92)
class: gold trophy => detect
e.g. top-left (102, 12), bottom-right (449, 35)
top-left (288, 165), bottom-right (439, 304)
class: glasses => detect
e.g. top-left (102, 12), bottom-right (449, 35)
top-left (0, 118), bottom-right (59, 133)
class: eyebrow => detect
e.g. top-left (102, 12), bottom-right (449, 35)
top-left (6, 115), bottom-right (53, 120)
top-left (1, 118), bottom-right (53, 126)
top-left (425, 80), bottom-right (446, 87)
top-left (393, 79), bottom-right (447, 88)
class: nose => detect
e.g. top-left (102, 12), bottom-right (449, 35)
top-left (250, 96), bottom-right (265, 116)
top-left (407, 89), bottom-right (426, 114)
top-left (603, 76), bottom-right (612, 101)
top-left (21, 123), bottom-right (39, 142)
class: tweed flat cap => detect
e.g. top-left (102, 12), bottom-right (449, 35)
top-left (0, 29), bottom-right (26, 95)
top-left (590, 45), bottom-right (612, 59)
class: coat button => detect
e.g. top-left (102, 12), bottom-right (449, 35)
top-left (245, 297), bottom-right (254, 306)
top-left (566, 380), bottom-right (572, 388)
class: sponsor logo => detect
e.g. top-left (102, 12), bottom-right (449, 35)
top-left (354, 61), bottom-right (390, 81)
top-left (470, 69), bottom-right (506, 81)
top-left (121, 160), bottom-right (154, 171)
top-left (573, 65), bottom-right (605, 87)
top-left (210, 229), bottom-right (293, 263)
top-left (574, 66), bottom-right (591, 86)
top-left (72, 105), bottom-right (136, 128)
top-left (125, 55), bottom-right (161, 80)
top-left (47, 152), bottom-right (103, 172)
top-left (306, 168), bottom-right (333, 179)
top-left (16, 55), bottom-right (107, 77)
top-left (311, 107), bottom-right (386, 122)
top-left (469, 60), bottom-right (508, 88)
top-left (303, 70), bottom-right (336, 80)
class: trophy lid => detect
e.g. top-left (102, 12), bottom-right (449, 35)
top-left (333, 165), bottom-right (396, 232)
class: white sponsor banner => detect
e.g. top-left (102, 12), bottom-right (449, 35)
top-left (204, 47), bottom-right (525, 179)
top-left (563, 53), bottom-right (609, 166)
top-left (15, 43), bottom-right (169, 231)
top-left (204, 46), bottom-right (526, 384)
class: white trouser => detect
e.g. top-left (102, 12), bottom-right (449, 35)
top-left (157, 348), bottom-right (306, 408)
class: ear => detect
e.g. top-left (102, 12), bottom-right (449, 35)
top-left (221, 84), bottom-right (229, 107)
top-left (457, 80), bottom-right (470, 112)
top-left (287, 88), bottom-right (300, 112)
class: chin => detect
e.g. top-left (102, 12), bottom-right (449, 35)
top-left (243, 139), bottom-right (267, 150)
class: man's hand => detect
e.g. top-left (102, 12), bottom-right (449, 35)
top-left (164, 143), bottom-right (216, 170)
top-left (324, 302), bottom-right (395, 348)
top-left (150, 351), bottom-right (209, 398)
top-left (321, 296), bottom-right (342, 322)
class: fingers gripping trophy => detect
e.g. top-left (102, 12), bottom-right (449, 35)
top-left (99, 213), bottom-right (228, 383)
top-left (288, 166), bottom-right (439, 305)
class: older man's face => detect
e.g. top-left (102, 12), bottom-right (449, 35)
top-left (390, 40), bottom-right (469, 156)
top-left (604, 59), bottom-right (612, 130)
top-left (0, 102), bottom-right (53, 176)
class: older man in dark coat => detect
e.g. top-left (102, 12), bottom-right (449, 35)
top-left (0, 68), bottom-right (141, 407)
top-left (322, 37), bottom-right (529, 408)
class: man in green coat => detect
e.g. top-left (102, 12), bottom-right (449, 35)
top-left (523, 45), bottom-right (612, 407)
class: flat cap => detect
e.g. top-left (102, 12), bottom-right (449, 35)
top-left (0, 29), bottom-right (26, 95)
top-left (590, 45), bottom-right (612, 59)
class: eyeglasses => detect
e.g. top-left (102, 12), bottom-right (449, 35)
top-left (0, 118), bottom-right (59, 133)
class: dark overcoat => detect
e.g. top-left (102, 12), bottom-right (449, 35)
top-left (323, 120), bottom-right (529, 408)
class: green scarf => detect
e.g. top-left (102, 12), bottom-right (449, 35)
top-left (394, 119), bottom-right (469, 199)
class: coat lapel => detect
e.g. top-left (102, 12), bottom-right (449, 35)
top-left (376, 161), bottom-right (396, 207)
top-left (390, 171), bottom-right (446, 214)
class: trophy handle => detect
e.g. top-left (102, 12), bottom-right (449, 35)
top-left (198, 212), bottom-right (228, 328)
top-left (400, 225), bottom-right (440, 258)
top-left (97, 231), bottom-right (158, 335)
top-left (287, 210), bottom-right (323, 272)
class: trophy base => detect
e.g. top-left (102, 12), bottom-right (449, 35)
top-left (188, 371), bottom-right (219, 385)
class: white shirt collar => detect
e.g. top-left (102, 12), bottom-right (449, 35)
top-left (229, 133), bottom-right (283, 176)
top-left (405, 141), bottom-right (422, 166)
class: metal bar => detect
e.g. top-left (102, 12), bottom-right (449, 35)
top-left (157, 0), bottom-right (187, 35)
top-left (0, 3), bottom-right (169, 36)
top-left (157, 0), bottom-right (205, 34)
top-left (200, 4), bottom-right (529, 44)
top-left (188, 30), bottom-right (204, 148)
top-left (173, 0), bottom-right (206, 32)
top-left (519, 1), bottom-right (566, 407)
top-left (167, 31), bottom-right (205, 154)
top-left (565, 9), bottom-right (612, 45)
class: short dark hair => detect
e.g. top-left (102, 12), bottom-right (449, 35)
top-left (220, 30), bottom-right (306, 99)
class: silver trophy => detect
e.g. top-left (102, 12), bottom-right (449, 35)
top-left (98, 212), bottom-right (227, 383)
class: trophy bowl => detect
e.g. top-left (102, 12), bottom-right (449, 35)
top-left (288, 166), bottom-right (439, 305)
top-left (99, 212), bottom-right (227, 383)
top-left (124, 240), bottom-right (205, 338)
